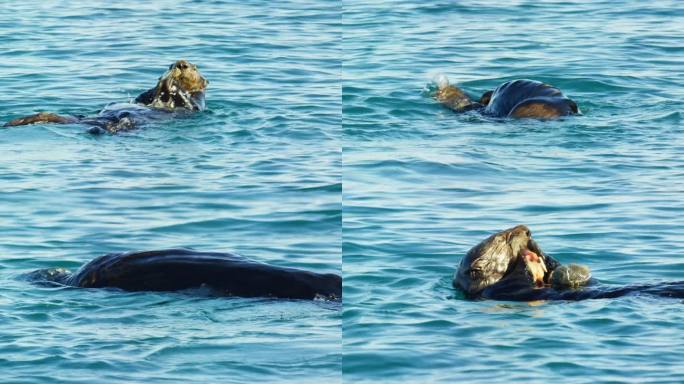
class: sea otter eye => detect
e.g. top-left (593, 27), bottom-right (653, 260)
top-left (526, 230), bottom-right (531, 237)
top-left (179, 63), bottom-right (187, 70)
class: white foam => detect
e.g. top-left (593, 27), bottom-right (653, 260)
top-left (432, 73), bottom-right (450, 89)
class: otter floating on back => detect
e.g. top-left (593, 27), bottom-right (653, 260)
top-left (26, 249), bottom-right (342, 301)
top-left (3, 60), bottom-right (208, 133)
top-left (434, 77), bottom-right (579, 119)
top-left (454, 225), bottom-right (684, 301)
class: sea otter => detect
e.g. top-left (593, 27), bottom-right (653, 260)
top-left (3, 60), bottom-right (208, 133)
top-left (454, 225), bottom-right (684, 301)
top-left (434, 77), bottom-right (579, 119)
top-left (26, 249), bottom-right (341, 301)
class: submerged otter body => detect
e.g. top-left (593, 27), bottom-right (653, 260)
top-left (435, 78), bottom-right (578, 119)
top-left (454, 225), bottom-right (684, 301)
top-left (27, 249), bottom-right (341, 301)
top-left (3, 60), bottom-right (208, 133)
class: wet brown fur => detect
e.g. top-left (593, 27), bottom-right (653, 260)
top-left (509, 101), bottom-right (564, 119)
top-left (435, 84), bottom-right (475, 111)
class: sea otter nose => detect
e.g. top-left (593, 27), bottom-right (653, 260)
top-left (173, 60), bottom-right (188, 70)
top-left (526, 229), bottom-right (531, 237)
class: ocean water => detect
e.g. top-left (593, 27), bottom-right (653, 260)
top-left (0, 1), bottom-right (340, 383)
top-left (343, 1), bottom-right (684, 383)
top-left (3, 0), bottom-right (684, 383)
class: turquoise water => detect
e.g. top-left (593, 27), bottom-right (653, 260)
top-left (343, 1), bottom-right (684, 383)
top-left (0, 1), bottom-right (340, 383)
top-left (3, 1), bottom-right (684, 383)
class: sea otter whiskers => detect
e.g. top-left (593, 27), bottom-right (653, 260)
top-left (454, 225), bottom-right (684, 301)
top-left (26, 249), bottom-right (342, 301)
top-left (3, 60), bottom-right (208, 133)
top-left (434, 77), bottom-right (579, 119)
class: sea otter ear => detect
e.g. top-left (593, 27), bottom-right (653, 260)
top-left (479, 90), bottom-right (493, 106)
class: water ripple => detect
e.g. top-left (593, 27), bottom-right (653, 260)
top-left (0, 1), bottom-right (340, 383)
top-left (344, 1), bottom-right (684, 382)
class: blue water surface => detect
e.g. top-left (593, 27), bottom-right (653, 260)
top-left (343, 1), bottom-right (684, 383)
top-left (0, 1), bottom-right (340, 383)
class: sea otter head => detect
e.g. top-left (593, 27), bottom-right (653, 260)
top-left (166, 60), bottom-right (208, 94)
top-left (453, 225), bottom-right (552, 296)
top-left (149, 60), bottom-right (209, 111)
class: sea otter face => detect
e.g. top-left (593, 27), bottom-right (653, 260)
top-left (166, 60), bottom-right (208, 94)
top-left (149, 60), bottom-right (209, 111)
top-left (454, 225), bottom-right (548, 295)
